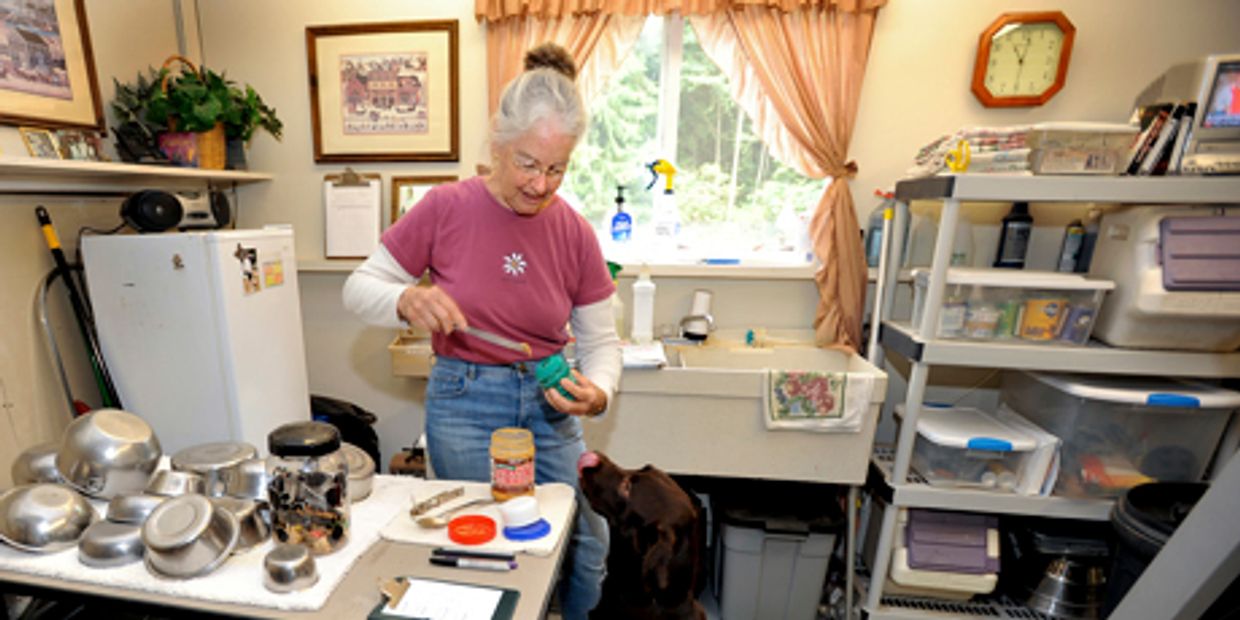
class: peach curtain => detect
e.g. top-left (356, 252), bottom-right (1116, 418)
top-left (689, 3), bottom-right (882, 353)
top-left (484, 14), bottom-right (646, 116)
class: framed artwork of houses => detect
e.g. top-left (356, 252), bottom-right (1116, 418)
top-left (391, 175), bottom-right (456, 226)
top-left (306, 20), bottom-right (459, 162)
top-left (0, 0), bottom-right (103, 129)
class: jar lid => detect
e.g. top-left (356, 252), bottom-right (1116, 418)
top-left (447, 515), bottom-right (497, 546)
top-left (268, 422), bottom-right (341, 457)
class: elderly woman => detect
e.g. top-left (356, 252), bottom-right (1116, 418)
top-left (342, 44), bottom-right (619, 618)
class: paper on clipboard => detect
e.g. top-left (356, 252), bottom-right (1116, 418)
top-left (324, 170), bottom-right (381, 258)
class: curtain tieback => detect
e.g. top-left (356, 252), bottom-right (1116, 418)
top-left (829, 160), bottom-right (858, 180)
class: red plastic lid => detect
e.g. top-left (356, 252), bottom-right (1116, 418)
top-left (448, 515), bottom-right (497, 545)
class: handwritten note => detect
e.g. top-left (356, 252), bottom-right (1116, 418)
top-left (324, 179), bottom-right (381, 258)
top-left (383, 579), bottom-right (502, 619)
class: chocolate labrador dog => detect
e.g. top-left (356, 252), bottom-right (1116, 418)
top-left (578, 451), bottom-right (706, 620)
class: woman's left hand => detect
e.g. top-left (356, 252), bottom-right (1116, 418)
top-left (543, 369), bottom-right (607, 417)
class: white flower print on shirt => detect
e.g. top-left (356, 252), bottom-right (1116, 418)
top-left (502, 252), bottom-right (527, 276)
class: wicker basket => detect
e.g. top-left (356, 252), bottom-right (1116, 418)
top-left (160, 55), bottom-right (226, 170)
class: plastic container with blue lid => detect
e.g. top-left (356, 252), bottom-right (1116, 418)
top-left (896, 404), bottom-right (1039, 494)
top-left (1001, 371), bottom-right (1240, 498)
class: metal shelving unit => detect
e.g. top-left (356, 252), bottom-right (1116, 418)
top-left (863, 174), bottom-right (1240, 618)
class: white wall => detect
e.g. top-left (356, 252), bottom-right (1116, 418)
top-left (2, 1), bottom-right (1237, 481)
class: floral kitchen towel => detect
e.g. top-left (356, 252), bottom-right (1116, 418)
top-left (764, 370), bottom-right (874, 433)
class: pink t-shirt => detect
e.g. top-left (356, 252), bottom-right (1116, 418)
top-left (381, 176), bottom-right (614, 364)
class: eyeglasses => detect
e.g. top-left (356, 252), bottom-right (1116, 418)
top-left (512, 153), bottom-right (568, 182)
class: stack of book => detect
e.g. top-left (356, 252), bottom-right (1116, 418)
top-left (1124, 102), bottom-right (1198, 175)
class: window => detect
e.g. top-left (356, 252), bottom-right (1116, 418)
top-left (561, 16), bottom-right (824, 266)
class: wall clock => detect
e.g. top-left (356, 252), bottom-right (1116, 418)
top-left (972, 11), bottom-right (1075, 107)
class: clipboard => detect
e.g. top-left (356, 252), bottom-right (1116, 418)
top-left (366, 576), bottom-right (519, 620)
top-left (324, 167), bottom-right (382, 259)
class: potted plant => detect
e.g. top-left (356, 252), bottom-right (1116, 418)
top-left (109, 56), bottom-right (282, 170)
top-left (111, 68), bottom-right (170, 164)
top-left (221, 83), bottom-right (283, 170)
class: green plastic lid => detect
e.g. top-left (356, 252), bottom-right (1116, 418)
top-left (606, 261), bottom-right (622, 281)
top-left (535, 352), bottom-right (575, 400)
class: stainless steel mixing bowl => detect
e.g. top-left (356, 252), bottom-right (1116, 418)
top-left (341, 443), bottom-right (375, 503)
top-left (171, 442), bottom-right (257, 497)
top-left (145, 469), bottom-right (206, 497)
top-left (78, 520), bottom-right (145, 568)
top-left (106, 493), bottom-right (168, 524)
top-left (142, 494), bottom-right (239, 579)
top-left (263, 542), bottom-right (319, 593)
top-left (0, 484), bottom-right (98, 552)
top-left (10, 442), bottom-right (63, 485)
top-left (210, 496), bottom-right (270, 553)
top-left (55, 409), bottom-right (162, 499)
top-left (220, 457), bottom-right (268, 501)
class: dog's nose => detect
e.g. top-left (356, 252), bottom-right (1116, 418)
top-left (577, 451), bottom-right (599, 474)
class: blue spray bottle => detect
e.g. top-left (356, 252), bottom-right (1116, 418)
top-left (610, 185), bottom-right (632, 242)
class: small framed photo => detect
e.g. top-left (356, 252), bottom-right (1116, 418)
top-left (55, 128), bottom-right (99, 160)
top-left (391, 175), bottom-right (456, 226)
top-left (20, 127), bottom-right (61, 159)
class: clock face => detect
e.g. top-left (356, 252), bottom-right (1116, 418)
top-left (972, 12), bottom-right (1076, 107)
top-left (985, 22), bottom-right (1065, 97)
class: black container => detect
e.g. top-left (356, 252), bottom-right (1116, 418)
top-left (1103, 481), bottom-right (1208, 617)
top-left (994, 201), bottom-right (1033, 269)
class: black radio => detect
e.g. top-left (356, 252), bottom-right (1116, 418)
top-left (120, 190), bottom-right (231, 233)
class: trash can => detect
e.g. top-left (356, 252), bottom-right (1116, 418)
top-left (310, 394), bottom-right (380, 466)
top-left (714, 492), bottom-right (843, 620)
top-left (1104, 481), bottom-right (1208, 618)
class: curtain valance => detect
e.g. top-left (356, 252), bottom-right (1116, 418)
top-left (476, 0), bottom-right (886, 20)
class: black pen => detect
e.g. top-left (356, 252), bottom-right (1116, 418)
top-left (429, 556), bottom-right (516, 571)
top-left (432, 547), bottom-right (517, 562)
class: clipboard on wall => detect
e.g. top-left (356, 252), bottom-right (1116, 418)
top-left (324, 167), bottom-right (382, 259)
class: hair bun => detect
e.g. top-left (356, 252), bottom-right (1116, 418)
top-left (524, 43), bottom-right (577, 81)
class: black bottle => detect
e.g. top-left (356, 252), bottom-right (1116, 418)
top-left (994, 202), bottom-right (1033, 269)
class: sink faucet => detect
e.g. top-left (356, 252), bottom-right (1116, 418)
top-left (681, 289), bottom-right (715, 341)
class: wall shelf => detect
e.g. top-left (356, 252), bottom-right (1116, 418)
top-left (0, 155), bottom-right (272, 194)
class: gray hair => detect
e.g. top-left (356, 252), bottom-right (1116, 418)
top-left (491, 68), bottom-right (587, 146)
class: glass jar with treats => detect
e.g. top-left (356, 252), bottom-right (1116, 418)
top-left (267, 421), bottom-right (349, 555)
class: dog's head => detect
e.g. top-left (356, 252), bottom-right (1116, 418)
top-left (578, 451), bottom-right (703, 608)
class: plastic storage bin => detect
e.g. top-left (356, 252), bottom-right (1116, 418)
top-left (1025, 122), bottom-right (1138, 176)
top-left (911, 268), bottom-right (1115, 344)
top-left (1088, 206), bottom-right (1240, 352)
top-left (1001, 371), bottom-right (1240, 498)
top-left (897, 404), bottom-right (1042, 494)
top-left (716, 502), bottom-right (842, 620)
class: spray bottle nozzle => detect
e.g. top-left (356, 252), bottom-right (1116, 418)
top-left (646, 159), bottom-right (677, 193)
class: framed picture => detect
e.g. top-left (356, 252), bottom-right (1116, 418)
top-left (391, 175), bottom-right (456, 225)
top-left (0, 0), bottom-right (103, 129)
top-left (55, 128), bottom-right (99, 160)
top-left (20, 127), bottom-right (60, 158)
top-left (307, 20), bottom-right (459, 163)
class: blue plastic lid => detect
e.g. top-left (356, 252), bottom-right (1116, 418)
top-left (1146, 393), bottom-right (1200, 408)
top-left (503, 518), bottom-right (551, 542)
top-left (967, 437), bottom-right (1014, 452)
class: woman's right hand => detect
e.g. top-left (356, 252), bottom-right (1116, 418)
top-left (397, 285), bottom-right (467, 333)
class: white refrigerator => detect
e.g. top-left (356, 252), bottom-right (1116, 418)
top-left (82, 229), bottom-right (310, 454)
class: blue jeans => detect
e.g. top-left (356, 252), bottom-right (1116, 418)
top-left (425, 356), bottom-right (607, 620)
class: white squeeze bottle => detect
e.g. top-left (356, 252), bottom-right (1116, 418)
top-left (630, 265), bottom-right (656, 344)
